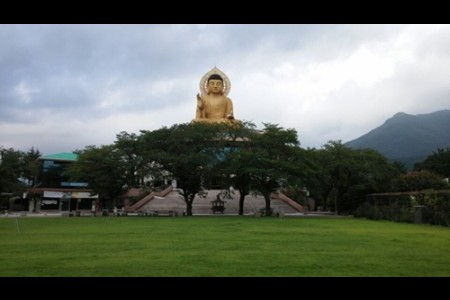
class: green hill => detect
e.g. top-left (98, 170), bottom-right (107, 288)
top-left (345, 110), bottom-right (450, 169)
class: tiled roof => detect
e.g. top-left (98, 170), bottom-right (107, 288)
top-left (40, 152), bottom-right (78, 161)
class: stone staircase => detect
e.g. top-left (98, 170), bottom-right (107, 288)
top-left (137, 189), bottom-right (302, 215)
top-left (271, 192), bottom-right (304, 212)
top-left (126, 186), bottom-right (174, 212)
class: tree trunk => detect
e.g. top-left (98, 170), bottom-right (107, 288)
top-left (184, 193), bottom-right (194, 216)
top-left (335, 189), bottom-right (343, 215)
top-left (186, 201), bottom-right (193, 216)
top-left (28, 198), bottom-right (35, 213)
top-left (263, 193), bottom-right (271, 216)
top-left (238, 193), bottom-right (245, 215)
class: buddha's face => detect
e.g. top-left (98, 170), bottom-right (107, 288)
top-left (208, 79), bottom-right (223, 94)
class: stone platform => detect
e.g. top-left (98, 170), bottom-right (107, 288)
top-left (137, 189), bottom-right (301, 215)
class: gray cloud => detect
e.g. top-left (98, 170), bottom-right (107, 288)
top-left (1, 24), bottom-right (449, 154)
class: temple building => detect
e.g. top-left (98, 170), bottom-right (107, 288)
top-left (28, 152), bottom-right (97, 213)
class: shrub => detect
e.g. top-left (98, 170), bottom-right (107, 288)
top-left (356, 190), bottom-right (450, 226)
top-left (391, 170), bottom-right (447, 192)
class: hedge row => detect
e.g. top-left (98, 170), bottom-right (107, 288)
top-left (354, 190), bottom-right (450, 226)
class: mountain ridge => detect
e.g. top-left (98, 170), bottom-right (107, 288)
top-left (345, 109), bottom-right (450, 168)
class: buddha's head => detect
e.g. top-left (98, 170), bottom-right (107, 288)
top-left (207, 74), bottom-right (224, 95)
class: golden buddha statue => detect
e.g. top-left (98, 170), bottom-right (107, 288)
top-left (193, 67), bottom-right (239, 124)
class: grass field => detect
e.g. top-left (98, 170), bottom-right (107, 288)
top-left (0, 216), bottom-right (449, 276)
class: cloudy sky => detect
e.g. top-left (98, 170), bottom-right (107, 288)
top-left (1, 24), bottom-right (449, 155)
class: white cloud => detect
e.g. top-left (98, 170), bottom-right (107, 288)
top-left (13, 81), bottom-right (40, 103)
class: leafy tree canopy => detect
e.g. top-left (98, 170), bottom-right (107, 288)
top-left (391, 170), bottom-right (447, 192)
top-left (414, 148), bottom-right (450, 178)
top-left (69, 145), bottom-right (127, 208)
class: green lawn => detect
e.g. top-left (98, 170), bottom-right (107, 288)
top-left (1, 216), bottom-right (449, 276)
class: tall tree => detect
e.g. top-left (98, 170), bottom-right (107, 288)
top-left (21, 147), bottom-right (41, 187)
top-left (310, 141), bottom-right (400, 214)
top-left (140, 123), bottom-right (224, 216)
top-left (281, 146), bottom-right (321, 209)
top-left (215, 121), bottom-right (255, 215)
top-left (0, 147), bottom-right (24, 195)
top-left (68, 145), bottom-right (127, 209)
top-left (115, 132), bottom-right (146, 188)
top-left (345, 148), bottom-right (401, 211)
top-left (246, 123), bottom-right (303, 216)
